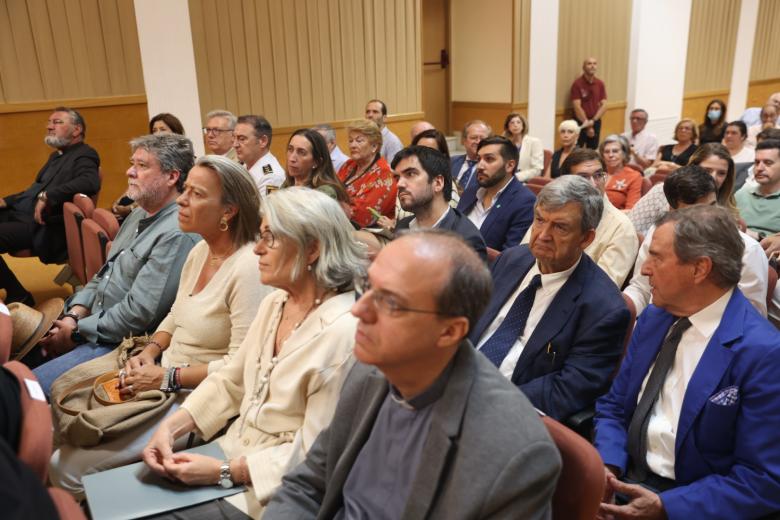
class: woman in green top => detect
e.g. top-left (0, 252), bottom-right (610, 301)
top-left (283, 128), bottom-right (350, 209)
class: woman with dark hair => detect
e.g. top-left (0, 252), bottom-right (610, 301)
top-left (699, 99), bottom-right (727, 144)
top-left (722, 121), bottom-right (755, 164)
top-left (412, 128), bottom-right (451, 158)
top-left (149, 113), bottom-right (185, 135)
top-left (283, 128), bottom-right (350, 206)
top-left (503, 112), bottom-right (544, 181)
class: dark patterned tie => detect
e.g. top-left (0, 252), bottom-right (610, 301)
top-left (480, 274), bottom-right (543, 368)
top-left (459, 160), bottom-right (478, 190)
top-left (626, 317), bottom-right (692, 480)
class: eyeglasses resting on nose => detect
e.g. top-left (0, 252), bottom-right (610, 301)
top-left (354, 275), bottom-right (457, 317)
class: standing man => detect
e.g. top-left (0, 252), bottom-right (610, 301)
top-left (571, 57), bottom-right (608, 149)
top-left (233, 115), bottom-right (285, 196)
top-left (471, 176), bottom-right (629, 420)
top-left (595, 205), bottom-right (780, 519)
top-left (202, 110), bottom-right (237, 161)
top-left (266, 230), bottom-right (561, 519)
top-left (450, 120), bottom-right (491, 191)
top-left (314, 124), bottom-right (350, 172)
top-left (457, 136), bottom-right (535, 252)
top-left (622, 109), bottom-right (658, 171)
top-left (392, 146), bottom-right (487, 260)
top-left (365, 99), bottom-right (403, 164)
top-left (31, 134), bottom-right (200, 394)
top-left (0, 107), bottom-right (100, 305)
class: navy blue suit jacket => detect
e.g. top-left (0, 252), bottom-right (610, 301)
top-left (594, 290), bottom-right (780, 519)
top-left (450, 154), bottom-right (467, 185)
top-left (469, 245), bottom-right (629, 420)
top-left (396, 208), bottom-right (487, 262)
top-left (456, 177), bottom-right (535, 251)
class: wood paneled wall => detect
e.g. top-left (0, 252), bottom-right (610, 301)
top-left (0, 0), bottom-right (144, 103)
top-left (751, 0), bottom-right (780, 81)
top-left (189, 0), bottom-right (421, 127)
top-left (684, 0), bottom-right (740, 94)
top-left (555, 0), bottom-right (631, 110)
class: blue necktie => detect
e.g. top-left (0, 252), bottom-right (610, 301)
top-left (480, 274), bottom-right (543, 368)
top-left (459, 160), bottom-right (477, 190)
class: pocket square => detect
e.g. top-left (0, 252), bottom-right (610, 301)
top-left (709, 386), bottom-right (739, 406)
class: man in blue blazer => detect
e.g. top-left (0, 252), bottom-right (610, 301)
top-left (456, 136), bottom-right (536, 252)
top-left (450, 120), bottom-right (490, 188)
top-left (594, 205), bottom-right (780, 519)
top-left (469, 175), bottom-right (629, 420)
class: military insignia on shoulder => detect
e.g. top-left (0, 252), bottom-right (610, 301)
top-left (262, 164), bottom-right (273, 175)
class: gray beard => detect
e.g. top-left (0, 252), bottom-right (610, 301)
top-left (45, 135), bottom-right (71, 149)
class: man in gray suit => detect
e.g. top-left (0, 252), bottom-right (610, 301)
top-left (267, 230), bottom-right (561, 519)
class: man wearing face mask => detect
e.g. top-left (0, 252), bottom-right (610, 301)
top-left (0, 107), bottom-right (100, 306)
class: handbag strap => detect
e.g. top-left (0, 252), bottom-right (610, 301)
top-left (55, 370), bottom-right (134, 415)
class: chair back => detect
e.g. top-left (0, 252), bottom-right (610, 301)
top-left (0, 311), bottom-right (11, 364)
top-left (542, 415), bottom-right (605, 520)
top-left (768, 265), bottom-right (778, 315)
top-left (48, 488), bottom-right (87, 520)
top-left (72, 193), bottom-right (95, 219)
top-left (641, 177), bottom-right (652, 196)
top-left (92, 208), bottom-right (120, 240)
top-left (81, 219), bottom-right (111, 281)
top-left (63, 201), bottom-right (87, 285)
top-left (3, 361), bottom-right (52, 482)
top-left (543, 149), bottom-right (553, 171)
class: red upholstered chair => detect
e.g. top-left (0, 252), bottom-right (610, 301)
top-left (3, 361), bottom-right (52, 482)
top-left (81, 218), bottom-right (111, 281)
top-left (72, 193), bottom-right (95, 219)
top-left (543, 149), bottom-right (553, 172)
top-left (0, 310), bottom-right (11, 364)
top-left (48, 488), bottom-right (87, 520)
top-left (641, 177), bottom-right (652, 196)
top-left (92, 208), bottom-right (120, 240)
top-left (542, 415), bottom-right (605, 520)
top-left (649, 172), bottom-right (667, 186)
top-left (527, 176), bottom-right (552, 187)
top-left (63, 201), bottom-right (88, 285)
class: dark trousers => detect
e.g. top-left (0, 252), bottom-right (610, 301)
top-left (0, 210), bottom-right (35, 301)
top-left (577, 118), bottom-right (602, 149)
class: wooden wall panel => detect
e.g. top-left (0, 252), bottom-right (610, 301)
top-left (684, 0), bottom-right (740, 94)
top-left (747, 79), bottom-right (780, 107)
top-left (751, 0), bottom-right (780, 81)
top-left (0, 0), bottom-right (144, 103)
top-left (556, 0), bottom-right (631, 110)
top-left (189, 0), bottom-right (421, 126)
top-left (681, 89), bottom-right (730, 122)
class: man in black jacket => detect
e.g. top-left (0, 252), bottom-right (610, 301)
top-left (0, 107), bottom-right (100, 304)
top-left (393, 146), bottom-right (487, 261)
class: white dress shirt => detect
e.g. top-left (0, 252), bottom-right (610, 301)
top-left (624, 225), bottom-right (768, 316)
top-left (477, 258), bottom-right (581, 379)
top-left (381, 126), bottom-right (403, 165)
top-left (467, 179), bottom-right (512, 229)
top-left (247, 152), bottom-right (285, 196)
top-left (330, 145), bottom-right (350, 173)
top-left (638, 288), bottom-right (733, 479)
top-left (622, 129), bottom-right (659, 169)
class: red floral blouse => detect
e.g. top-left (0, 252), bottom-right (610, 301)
top-left (337, 157), bottom-right (397, 228)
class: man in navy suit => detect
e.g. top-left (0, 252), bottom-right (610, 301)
top-left (450, 120), bottom-right (490, 190)
top-left (392, 146), bottom-right (487, 261)
top-left (457, 136), bottom-right (536, 252)
top-left (594, 205), bottom-right (780, 519)
top-left (470, 175), bottom-right (629, 420)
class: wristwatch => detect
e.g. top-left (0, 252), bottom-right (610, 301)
top-left (37, 191), bottom-right (47, 202)
top-left (219, 461), bottom-right (234, 489)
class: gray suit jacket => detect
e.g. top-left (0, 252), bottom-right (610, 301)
top-left (266, 342), bottom-right (561, 519)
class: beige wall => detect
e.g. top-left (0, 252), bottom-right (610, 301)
top-left (751, 0), bottom-right (780, 81)
top-left (684, 0), bottom-right (740, 94)
top-left (556, 0), bottom-right (631, 110)
top-left (189, 0), bottom-right (421, 128)
top-left (0, 0), bottom-right (144, 103)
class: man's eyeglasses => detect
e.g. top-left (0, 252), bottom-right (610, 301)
top-left (202, 127), bottom-right (234, 135)
top-left (576, 170), bottom-right (606, 181)
top-left (354, 275), bottom-right (456, 317)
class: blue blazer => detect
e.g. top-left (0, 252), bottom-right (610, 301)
top-left (456, 177), bottom-right (535, 251)
top-left (594, 289), bottom-right (780, 519)
top-left (469, 245), bottom-right (629, 420)
top-left (450, 154), bottom-right (467, 184)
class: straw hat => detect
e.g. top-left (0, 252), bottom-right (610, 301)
top-left (9, 298), bottom-right (65, 361)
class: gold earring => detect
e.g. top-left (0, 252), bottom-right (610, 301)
top-left (219, 216), bottom-right (229, 232)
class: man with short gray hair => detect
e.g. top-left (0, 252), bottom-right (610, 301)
top-left (31, 134), bottom-right (201, 395)
top-left (470, 175), bottom-right (629, 420)
top-left (203, 109), bottom-right (237, 161)
top-left (314, 124), bottom-right (349, 172)
top-left (595, 205), bottom-right (780, 519)
top-left (233, 114), bottom-right (284, 196)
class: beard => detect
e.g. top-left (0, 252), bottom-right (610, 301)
top-left (44, 135), bottom-right (71, 148)
top-left (478, 169), bottom-right (507, 189)
top-left (399, 187), bottom-right (434, 213)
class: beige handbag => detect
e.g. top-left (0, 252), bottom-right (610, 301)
top-left (50, 335), bottom-right (178, 448)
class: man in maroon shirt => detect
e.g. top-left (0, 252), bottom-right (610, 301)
top-left (570, 57), bottom-right (608, 149)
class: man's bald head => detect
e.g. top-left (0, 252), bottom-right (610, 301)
top-left (410, 121), bottom-right (435, 140)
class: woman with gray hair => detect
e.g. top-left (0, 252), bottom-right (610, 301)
top-left (50, 155), bottom-right (271, 498)
top-left (142, 187), bottom-right (366, 518)
top-left (600, 134), bottom-right (643, 210)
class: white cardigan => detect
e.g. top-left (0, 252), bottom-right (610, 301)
top-left (515, 134), bottom-right (545, 182)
